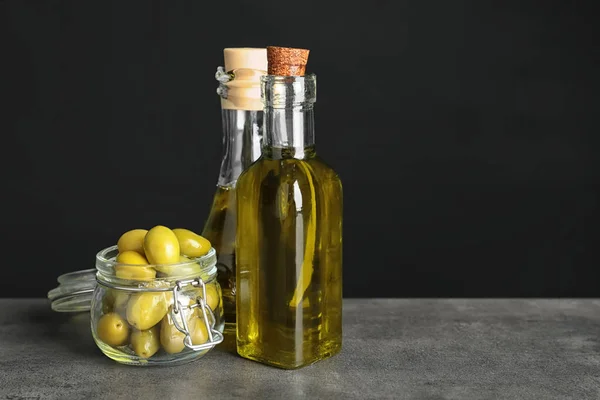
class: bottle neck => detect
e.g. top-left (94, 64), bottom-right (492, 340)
top-left (218, 109), bottom-right (263, 187)
top-left (263, 106), bottom-right (315, 159)
top-left (260, 74), bottom-right (317, 160)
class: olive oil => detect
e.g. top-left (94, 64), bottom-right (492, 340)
top-left (202, 185), bottom-right (237, 327)
top-left (236, 71), bottom-right (343, 369)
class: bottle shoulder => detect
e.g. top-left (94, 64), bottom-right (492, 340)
top-left (306, 156), bottom-right (342, 185)
top-left (236, 155), bottom-right (342, 198)
top-left (239, 154), bottom-right (340, 175)
top-left (236, 156), bottom-right (262, 187)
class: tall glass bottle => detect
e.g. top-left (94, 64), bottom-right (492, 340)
top-left (202, 48), bottom-right (266, 332)
top-left (236, 70), bottom-right (343, 369)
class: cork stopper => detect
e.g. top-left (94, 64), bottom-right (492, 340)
top-left (267, 46), bottom-right (309, 76)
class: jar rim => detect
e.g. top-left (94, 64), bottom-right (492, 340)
top-left (95, 245), bottom-right (218, 283)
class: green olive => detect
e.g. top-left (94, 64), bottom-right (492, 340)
top-left (97, 312), bottom-right (130, 347)
top-left (160, 311), bottom-right (186, 354)
top-left (115, 251), bottom-right (156, 281)
top-left (102, 290), bottom-right (131, 315)
top-left (160, 310), bottom-right (208, 353)
top-left (117, 229), bottom-right (148, 255)
top-left (126, 292), bottom-right (169, 331)
top-left (205, 283), bottom-right (220, 311)
top-left (155, 255), bottom-right (201, 277)
top-left (101, 290), bottom-right (115, 314)
top-left (190, 316), bottom-right (209, 346)
top-left (130, 325), bottom-right (160, 358)
top-left (113, 291), bottom-right (130, 316)
top-left (173, 228), bottom-right (211, 258)
top-left (116, 251), bottom-right (148, 264)
top-left (144, 226), bottom-right (180, 265)
top-left (191, 282), bottom-right (220, 311)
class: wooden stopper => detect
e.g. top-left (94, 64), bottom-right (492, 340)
top-left (267, 46), bottom-right (309, 76)
top-left (223, 48), bottom-right (267, 73)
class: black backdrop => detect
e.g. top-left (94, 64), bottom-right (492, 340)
top-left (3, 0), bottom-right (598, 298)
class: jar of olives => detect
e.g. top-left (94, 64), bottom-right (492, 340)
top-left (91, 244), bottom-right (224, 366)
top-left (48, 226), bottom-right (225, 366)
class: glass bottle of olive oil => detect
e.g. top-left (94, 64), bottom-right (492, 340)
top-left (202, 48), bottom-right (266, 332)
top-left (236, 68), bottom-right (343, 369)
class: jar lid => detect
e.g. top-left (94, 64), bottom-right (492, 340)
top-left (47, 269), bottom-right (97, 313)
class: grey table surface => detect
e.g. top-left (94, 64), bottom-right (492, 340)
top-left (0, 299), bottom-right (599, 400)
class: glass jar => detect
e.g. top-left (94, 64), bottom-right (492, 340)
top-left (49, 246), bottom-right (224, 366)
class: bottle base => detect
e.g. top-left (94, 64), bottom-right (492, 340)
top-left (237, 340), bottom-right (342, 369)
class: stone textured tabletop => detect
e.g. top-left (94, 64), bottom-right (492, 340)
top-left (0, 299), bottom-right (599, 399)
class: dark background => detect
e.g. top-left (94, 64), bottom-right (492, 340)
top-left (2, 1), bottom-right (598, 298)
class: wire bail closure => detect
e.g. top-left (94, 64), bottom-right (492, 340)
top-left (171, 278), bottom-right (224, 351)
